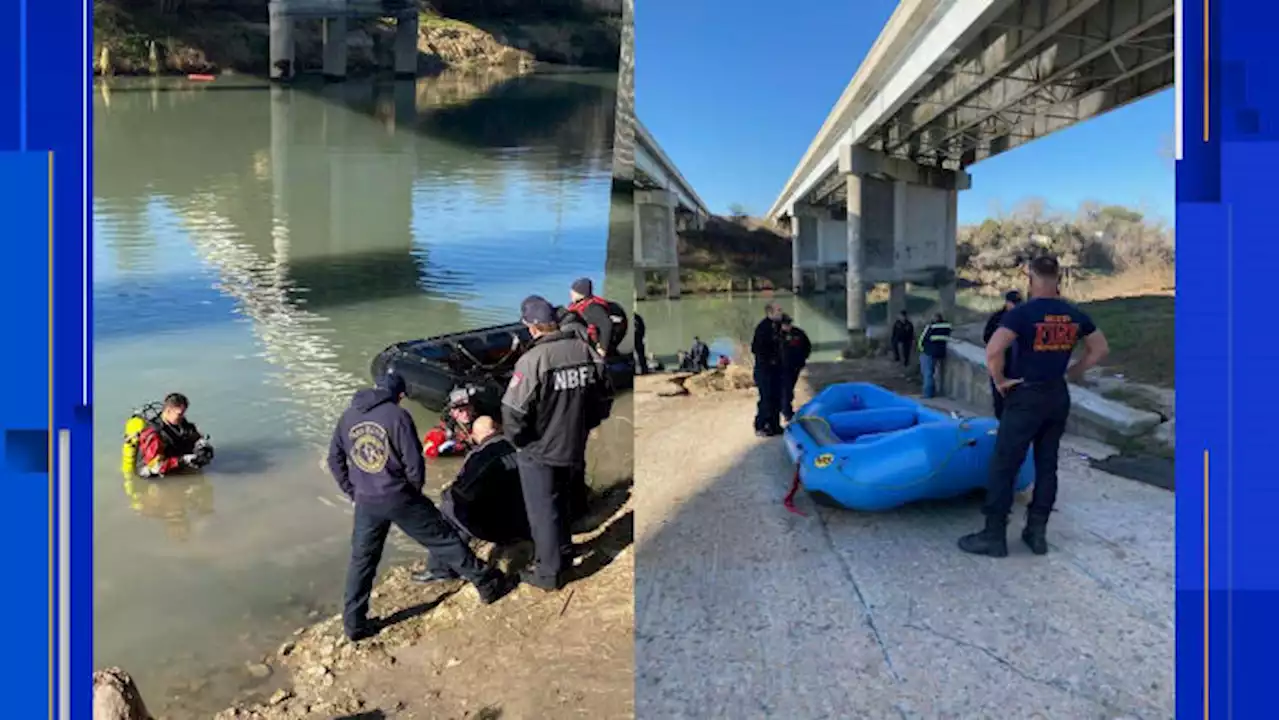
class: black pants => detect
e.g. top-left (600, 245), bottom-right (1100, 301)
top-left (634, 341), bottom-right (648, 374)
top-left (753, 363), bottom-right (782, 431)
top-left (344, 493), bottom-right (488, 635)
top-left (780, 366), bottom-right (802, 420)
top-left (892, 339), bottom-right (911, 366)
top-left (439, 491), bottom-right (532, 546)
top-left (983, 380), bottom-right (1071, 520)
top-left (990, 380), bottom-right (1005, 420)
top-left (517, 455), bottom-right (576, 585)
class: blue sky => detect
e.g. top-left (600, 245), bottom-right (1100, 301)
top-left (635, 0), bottom-right (1175, 226)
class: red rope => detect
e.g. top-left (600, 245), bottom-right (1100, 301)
top-left (783, 463), bottom-right (806, 516)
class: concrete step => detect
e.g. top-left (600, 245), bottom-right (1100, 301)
top-left (941, 340), bottom-right (1164, 444)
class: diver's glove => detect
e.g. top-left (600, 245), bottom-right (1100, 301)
top-left (181, 454), bottom-right (200, 466)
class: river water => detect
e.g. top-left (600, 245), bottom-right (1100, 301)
top-left (93, 71), bottom-right (619, 714)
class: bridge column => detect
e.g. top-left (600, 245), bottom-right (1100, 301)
top-left (888, 180), bottom-right (908, 321)
top-left (939, 188), bottom-right (959, 318)
top-left (268, 2), bottom-right (295, 81)
top-left (634, 189), bottom-right (681, 299)
top-left (394, 12), bottom-right (420, 78)
top-left (844, 173), bottom-right (867, 335)
top-left (841, 146), bottom-right (970, 328)
top-left (322, 16), bottom-right (349, 81)
top-left (789, 214), bottom-right (802, 293)
top-left (887, 281), bottom-right (907, 326)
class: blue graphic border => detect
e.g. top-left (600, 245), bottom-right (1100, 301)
top-left (0, 0), bottom-right (92, 717)
top-left (1176, 1), bottom-right (1279, 718)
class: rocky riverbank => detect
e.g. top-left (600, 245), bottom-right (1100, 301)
top-left (93, 3), bottom-right (621, 77)
top-left (95, 492), bottom-right (634, 720)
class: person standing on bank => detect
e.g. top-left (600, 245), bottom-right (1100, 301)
top-left (916, 313), bottom-right (952, 398)
top-left (778, 315), bottom-right (812, 424)
top-left (958, 255), bottom-right (1109, 557)
top-left (633, 312), bottom-right (648, 375)
top-left (890, 310), bottom-right (914, 367)
top-left (502, 295), bottom-right (613, 591)
top-left (750, 303), bottom-right (785, 436)
top-left (328, 372), bottom-right (514, 642)
top-left (982, 290), bottom-right (1023, 419)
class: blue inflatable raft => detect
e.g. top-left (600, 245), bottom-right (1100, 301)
top-left (782, 383), bottom-right (1035, 512)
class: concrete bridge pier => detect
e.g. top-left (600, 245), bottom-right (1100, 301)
top-left (268, 2), bottom-right (296, 81)
top-left (634, 189), bottom-right (681, 300)
top-left (843, 173), bottom-right (866, 334)
top-left (790, 203), bottom-right (840, 295)
top-left (837, 146), bottom-right (970, 334)
top-left (394, 12), bottom-right (420, 78)
top-left (322, 16), bottom-right (350, 81)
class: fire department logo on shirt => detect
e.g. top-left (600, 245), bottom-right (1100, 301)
top-left (509, 371), bottom-right (523, 389)
top-left (349, 421), bottom-right (389, 474)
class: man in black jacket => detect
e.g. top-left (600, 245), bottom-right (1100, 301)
top-left (891, 311), bottom-right (914, 367)
top-left (751, 303), bottom-right (785, 436)
top-left (502, 295), bottom-right (613, 591)
top-left (328, 372), bottom-right (513, 642)
top-left (633, 313), bottom-right (648, 374)
top-left (430, 415), bottom-right (530, 548)
top-left (779, 315), bottom-right (812, 423)
top-left (982, 290), bottom-right (1023, 419)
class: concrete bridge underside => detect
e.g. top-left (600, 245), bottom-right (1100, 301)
top-left (769, 0), bottom-right (1174, 334)
top-left (269, 0), bottom-right (420, 81)
top-left (633, 121), bottom-right (711, 299)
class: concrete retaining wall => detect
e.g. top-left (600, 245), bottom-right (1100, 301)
top-left (941, 340), bottom-right (1164, 443)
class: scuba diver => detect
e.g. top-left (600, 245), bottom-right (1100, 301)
top-left (565, 277), bottom-right (629, 358)
top-left (122, 393), bottom-right (214, 478)
top-left (422, 384), bottom-right (502, 459)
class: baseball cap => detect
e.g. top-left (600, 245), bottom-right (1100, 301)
top-left (571, 277), bottom-right (593, 296)
top-left (377, 370), bottom-right (407, 397)
top-left (520, 295), bottom-right (557, 325)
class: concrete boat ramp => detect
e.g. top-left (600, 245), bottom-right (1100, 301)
top-left (634, 388), bottom-right (1173, 719)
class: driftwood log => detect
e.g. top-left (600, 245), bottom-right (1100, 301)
top-left (93, 668), bottom-right (153, 720)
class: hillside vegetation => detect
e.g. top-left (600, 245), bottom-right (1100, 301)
top-left (93, 0), bottom-right (622, 75)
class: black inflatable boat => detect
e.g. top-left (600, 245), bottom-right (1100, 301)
top-left (371, 321), bottom-right (635, 411)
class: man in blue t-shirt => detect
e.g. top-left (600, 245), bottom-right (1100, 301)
top-left (958, 255), bottom-right (1110, 558)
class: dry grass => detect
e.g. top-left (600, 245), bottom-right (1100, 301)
top-left (1070, 262), bottom-right (1175, 301)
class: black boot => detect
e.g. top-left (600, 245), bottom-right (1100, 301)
top-left (957, 515), bottom-right (1008, 557)
top-left (475, 570), bottom-right (517, 604)
top-left (1021, 512), bottom-right (1050, 555)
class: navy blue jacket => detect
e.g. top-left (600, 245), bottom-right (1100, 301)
top-left (328, 388), bottom-right (424, 503)
top-left (751, 318), bottom-right (783, 367)
top-left (781, 327), bottom-right (812, 371)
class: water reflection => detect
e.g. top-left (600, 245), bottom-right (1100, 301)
top-left (120, 474), bottom-right (215, 543)
top-left (93, 69), bottom-right (617, 716)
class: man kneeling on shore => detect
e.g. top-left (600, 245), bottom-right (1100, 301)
top-left (415, 417), bottom-right (531, 584)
